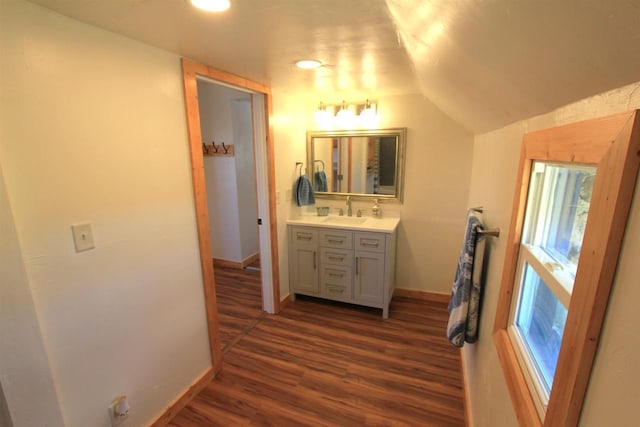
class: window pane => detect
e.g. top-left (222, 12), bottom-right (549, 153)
top-left (524, 162), bottom-right (596, 279)
top-left (515, 263), bottom-right (568, 395)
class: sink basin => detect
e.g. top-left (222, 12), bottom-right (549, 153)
top-left (321, 216), bottom-right (367, 225)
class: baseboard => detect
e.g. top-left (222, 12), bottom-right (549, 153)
top-left (212, 253), bottom-right (260, 270)
top-left (394, 288), bottom-right (450, 304)
top-left (242, 252), bottom-right (260, 268)
top-left (279, 293), bottom-right (292, 312)
top-left (460, 348), bottom-right (473, 427)
top-left (149, 367), bottom-right (215, 427)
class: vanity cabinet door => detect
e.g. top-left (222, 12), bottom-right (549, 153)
top-left (354, 250), bottom-right (385, 304)
top-left (290, 227), bottom-right (319, 294)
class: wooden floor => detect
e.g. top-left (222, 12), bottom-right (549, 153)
top-left (212, 265), bottom-right (264, 352)
top-left (170, 267), bottom-right (465, 426)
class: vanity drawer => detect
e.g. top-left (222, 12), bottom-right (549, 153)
top-left (320, 248), bottom-right (353, 266)
top-left (319, 230), bottom-right (353, 249)
top-left (320, 266), bottom-right (352, 301)
top-left (291, 227), bottom-right (316, 245)
top-left (354, 232), bottom-right (386, 253)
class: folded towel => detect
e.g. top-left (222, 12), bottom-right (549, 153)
top-left (314, 170), bottom-right (328, 192)
top-left (295, 175), bottom-right (315, 206)
top-left (447, 209), bottom-right (485, 347)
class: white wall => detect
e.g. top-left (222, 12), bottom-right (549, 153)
top-left (0, 159), bottom-right (64, 427)
top-left (272, 92), bottom-right (475, 296)
top-left (0, 1), bottom-right (211, 425)
top-left (198, 82), bottom-right (258, 263)
top-left (232, 99), bottom-right (260, 260)
top-left (464, 81), bottom-right (640, 426)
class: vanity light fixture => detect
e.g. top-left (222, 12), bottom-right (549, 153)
top-left (295, 59), bottom-right (323, 69)
top-left (191, 0), bottom-right (230, 12)
top-left (358, 99), bottom-right (380, 129)
top-left (313, 100), bottom-right (380, 130)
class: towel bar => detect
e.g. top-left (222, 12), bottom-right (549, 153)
top-left (477, 228), bottom-right (500, 237)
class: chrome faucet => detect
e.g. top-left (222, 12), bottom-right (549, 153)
top-left (346, 196), bottom-right (353, 217)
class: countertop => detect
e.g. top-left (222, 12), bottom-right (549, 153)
top-left (286, 215), bottom-right (400, 233)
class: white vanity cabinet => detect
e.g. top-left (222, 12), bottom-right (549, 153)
top-left (288, 223), bottom-right (397, 318)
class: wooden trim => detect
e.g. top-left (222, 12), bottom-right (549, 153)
top-left (394, 288), bottom-right (450, 304)
top-left (264, 87), bottom-right (281, 313)
top-left (181, 59), bottom-right (222, 374)
top-left (279, 293), bottom-right (292, 310)
top-left (149, 368), bottom-right (214, 427)
top-left (347, 136), bottom-right (352, 192)
top-left (459, 348), bottom-right (473, 427)
top-left (492, 110), bottom-right (640, 427)
top-left (212, 253), bottom-right (259, 270)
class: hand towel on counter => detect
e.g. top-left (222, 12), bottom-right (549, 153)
top-left (295, 174), bottom-right (315, 206)
top-left (314, 170), bottom-right (328, 192)
top-left (447, 209), bottom-right (486, 347)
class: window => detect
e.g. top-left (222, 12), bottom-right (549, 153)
top-left (509, 163), bottom-right (595, 416)
top-left (493, 111), bottom-right (640, 426)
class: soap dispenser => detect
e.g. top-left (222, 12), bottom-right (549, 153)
top-left (372, 198), bottom-right (382, 218)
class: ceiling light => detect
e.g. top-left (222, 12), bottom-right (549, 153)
top-left (295, 60), bottom-right (322, 69)
top-left (191, 0), bottom-right (230, 12)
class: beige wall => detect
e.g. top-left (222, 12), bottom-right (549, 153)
top-left (464, 81), bottom-right (640, 426)
top-left (0, 1), bottom-right (211, 425)
top-left (272, 92), bottom-right (475, 298)
top-left (0, 159), bottom-right (64, 427)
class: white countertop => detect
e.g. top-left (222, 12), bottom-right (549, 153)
top-left (286, 215), bottom-right (400, 233)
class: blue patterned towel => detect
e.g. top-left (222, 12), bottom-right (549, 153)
top-left (447, 210), bottom-right (485, 347)
top-left (314, 170), bottom-right (328, 192)
top-left (295, 175), bottom-right (315, 206)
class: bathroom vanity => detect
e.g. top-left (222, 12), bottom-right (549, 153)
top-left (287, 216), bottom-right (399, 318)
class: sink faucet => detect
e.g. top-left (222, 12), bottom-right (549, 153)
top-left (346, 196), bottom-right (353, 217)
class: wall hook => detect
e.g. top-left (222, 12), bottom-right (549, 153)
top-left (222, 142), bottom-right (229, 154)
top-left (211, 141), bottom-right (218, 153)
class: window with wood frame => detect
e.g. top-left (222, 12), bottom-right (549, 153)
top-left (493, 111), bottom-right (640, 426)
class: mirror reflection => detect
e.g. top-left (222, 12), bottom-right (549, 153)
top-left (307, 128), bottom-right (406, 202)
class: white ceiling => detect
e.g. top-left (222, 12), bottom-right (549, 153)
top-left (26, 0), bottom-right (640, 133)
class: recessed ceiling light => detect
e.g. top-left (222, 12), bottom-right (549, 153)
top-left (295, 60), bottom-right (323, 69)
top-left (191, 0), bottom-right (230, 12)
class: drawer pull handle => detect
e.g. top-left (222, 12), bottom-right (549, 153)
top-left (328, 256), bottom-right (344, 261)
top-left (328, 239), bottom-right (344, 244)
top-left (361, 240), bottom-right (379, 247)
top-left (298, 235), bottom-right (312, 241)
top-left (327, 286), bottom-right (345, 294)
top-left (328, 272), bottom-right (344, 278)
top-left (313, 251), bottom-right (317, 269)
top-left (356, 257), bottom-right (359, 275)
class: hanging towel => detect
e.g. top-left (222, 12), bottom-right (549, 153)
top-left (295, 174), bottom-right (315, 206)
top-left (314, 170), bottom-right (328, 192)
top-left (447, 209), bottom-right (486, 347)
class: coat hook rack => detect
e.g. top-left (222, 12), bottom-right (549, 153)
top-left (203, 140), bottom-right (235, 157)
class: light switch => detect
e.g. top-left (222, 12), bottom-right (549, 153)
top-left (276, 191), bottom-right (281, 204)
top-left (71, 222), bottom-right (95, 252)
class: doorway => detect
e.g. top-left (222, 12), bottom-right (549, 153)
top-left (181, 58), bottom-right (280, 373)
top-left (196, 79), bottom-right (263, 351)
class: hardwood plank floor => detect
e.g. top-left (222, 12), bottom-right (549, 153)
top-left (170, 281), bottom-right (465, 427)
top-left (213, 265), bottom-right (264, 352)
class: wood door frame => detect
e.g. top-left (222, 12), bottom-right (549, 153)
top-left (181, 58), bottom-right (280, 372)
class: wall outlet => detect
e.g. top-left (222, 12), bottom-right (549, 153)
top-left (109, 395), bottom-right (130, 426)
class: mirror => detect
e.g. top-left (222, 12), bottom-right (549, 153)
top-left (307, 128), bottom-right (407, 202)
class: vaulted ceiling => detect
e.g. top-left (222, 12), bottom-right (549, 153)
top-left (25, 0), bottom-right (640, 133)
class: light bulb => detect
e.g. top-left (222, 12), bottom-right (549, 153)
top-left (191, 0), bottom-right (230, 12)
